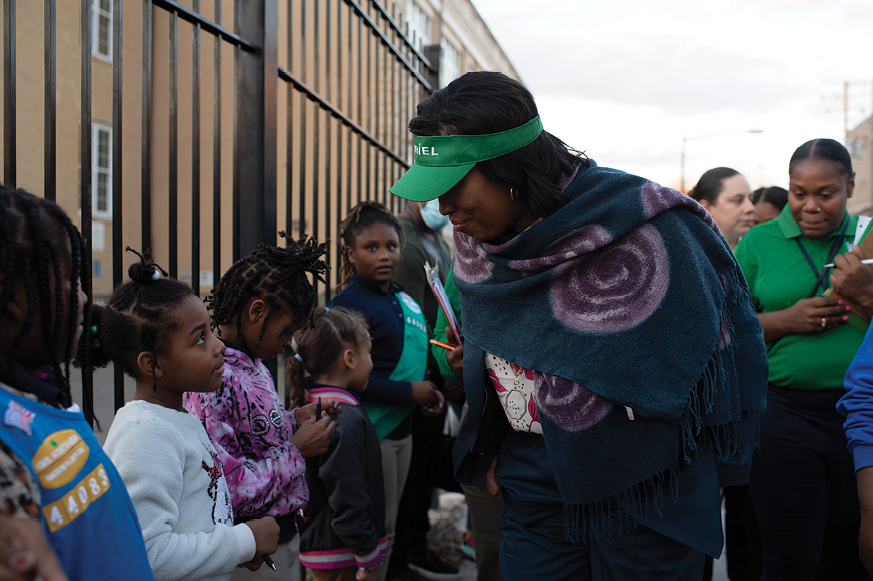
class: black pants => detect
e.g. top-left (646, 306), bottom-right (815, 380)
top-left (748, 385), bottom-right (867, 581)
top-left (390, 408), bottom-right (448, 567)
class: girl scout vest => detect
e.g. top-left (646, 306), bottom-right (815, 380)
top-left (0, 383), bottom-right (154, 580)
top-left (364, 291), bottom-right (429, 440)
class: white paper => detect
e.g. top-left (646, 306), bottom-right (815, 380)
top-left (854, 215), bottom-right (872, 248)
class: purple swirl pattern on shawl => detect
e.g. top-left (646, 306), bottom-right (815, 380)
top-left (551, 223), bottom-right (670, 333)
top-left (641, 180), bottom-right (719, 234)
top-left (511, 225), bottom-right (613, 275)
top-left (534, 372), bottom-right (612, 431)
top-left (453, 232), bottom-right (493, 283)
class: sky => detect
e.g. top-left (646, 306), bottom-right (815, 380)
top-left (468, 0), bottom-right (873, 192)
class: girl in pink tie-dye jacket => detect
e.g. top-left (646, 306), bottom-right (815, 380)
top-left (184, 234), bottom-right (340, 580)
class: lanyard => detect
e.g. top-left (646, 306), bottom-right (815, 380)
top-left (794, 218), bottom-right (849, 297)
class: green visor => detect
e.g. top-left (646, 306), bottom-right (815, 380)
top-left (389, 116), bottom-right (543, 202)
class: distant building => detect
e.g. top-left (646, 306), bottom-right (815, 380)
top-left (4, 0), bottom-right (516, 299)
top-left (848, 115), bottom-right (873, 215)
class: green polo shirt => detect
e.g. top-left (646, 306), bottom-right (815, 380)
top-left (734, 205), bottom-right (867, 390)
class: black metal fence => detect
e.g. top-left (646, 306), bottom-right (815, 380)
top-left (2, 0), bottom-right (436, 424)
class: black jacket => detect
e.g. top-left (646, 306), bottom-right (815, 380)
top-left (299, 388), bottom-right (386, 570)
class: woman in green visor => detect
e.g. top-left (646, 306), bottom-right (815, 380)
top-left (389, 71), bottom-right (768, 581)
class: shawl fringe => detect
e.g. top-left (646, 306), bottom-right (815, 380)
top-left (563, 268), bottom-right (763, 542)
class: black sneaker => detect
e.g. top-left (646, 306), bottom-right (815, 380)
top-left (407, 549), bottom-right (460, 581)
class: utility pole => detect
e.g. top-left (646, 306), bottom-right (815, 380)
top-left (845, 80), bottom-right (850, 144)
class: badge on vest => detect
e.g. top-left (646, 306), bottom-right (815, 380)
top-left (4, 400), bottom-right (35, 435)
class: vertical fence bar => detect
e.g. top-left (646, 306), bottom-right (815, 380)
top-left (324, 0), bottom-right (331, 300)
top-left (232, 0), bottom-right (239, 261)
top-left (80, 0), bottom-right (93, 426)
top-left (213, 0), bottom-right (221, 281)
top-left (285, 0), bottom-right (293, 237)
top-left (142, 0), bottom-right (152, 251)
top-left (356, 12), bottom-right (362, 206)
top-left (191, 0), bottom-right (201, 296)
top-left (168, 10), bottom-right (178, 277)
top-left (112, 0), bottom-right (124, 411)
top-left (364, 14), bottom-right (370, 202)
top-left (238, 0), bottom-right (278, 256)
top-left (342, 2), bottom-right (352, 290)
top-left (4, 0), bottom-right (15, 188)
top-left (44, 0), bottom-right (56, 200)
top-left (311, 0), bottom-right (319, 298)
top-left (297, 0), bottom-right (306, 238)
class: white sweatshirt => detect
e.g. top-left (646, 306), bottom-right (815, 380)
top-left (104, 400), bottom-right (256, 581)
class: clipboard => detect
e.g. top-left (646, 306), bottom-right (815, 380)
top-left (424, 261), bottom-right (461, 342)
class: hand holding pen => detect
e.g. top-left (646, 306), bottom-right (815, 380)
top-left (241, 516), bottom-right (279, 571)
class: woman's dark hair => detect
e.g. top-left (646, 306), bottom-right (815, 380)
top-left (689, 167), bottom-right (740, 204)
top-left (751, 186), bottom-right (788, 210)
top-left (338, 201), bottom-right (404, 286)
top-left (76, 248), bottom-right (195, 389)
top-left (210, 232), bottom-right (329, 355)
top-left (789, 138), bottom-right (853, 179)
top-left (407, 71), bottom-right (587, 219)
top-left (285, 306), bottom-right (369, 409)
top-left (0, 186), bottom-right (87, 408)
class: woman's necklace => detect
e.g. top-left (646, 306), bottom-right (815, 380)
top-left (505, 364), bottom-right (527, 420)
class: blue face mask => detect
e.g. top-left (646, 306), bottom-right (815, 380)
top-left (419, 199), bottom-right (450, 231)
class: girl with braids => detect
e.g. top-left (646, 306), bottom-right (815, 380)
top-left (85, 249), bottom-right (280, 581)
top-left (184, 233), bottom-right (338, 581)
top-left (285, 307), bottom-right (386, 581)
top-left (0, 186), bottom-right (152, 580)
top-left (328, 201), bottom-right (444, 581)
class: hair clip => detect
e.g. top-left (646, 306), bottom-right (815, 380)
top-left (294, 353), bottom-right (304, 364)
top-left (151, 270), bottom-right (161, 281)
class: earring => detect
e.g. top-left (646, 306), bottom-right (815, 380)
top-left (510, 187), bottom-right (518, 201)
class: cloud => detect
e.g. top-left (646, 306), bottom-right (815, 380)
top-left (507, 33), bottom-right (809, 115)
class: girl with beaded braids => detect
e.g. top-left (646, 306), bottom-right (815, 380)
top-left (328, 201), bottom-right (443, 581)
top-left (184, 233), bottom-right (339, 581)
top-left (0, 186), bottom-right (152, 581)
top-left (81, 248), bottom-right (280, 581)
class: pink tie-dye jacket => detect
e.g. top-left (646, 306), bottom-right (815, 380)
top-left (184, 347), bottom-right (308, 519)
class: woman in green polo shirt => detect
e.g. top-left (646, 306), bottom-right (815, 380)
top-left (734, 138), bottom-right (872, 580)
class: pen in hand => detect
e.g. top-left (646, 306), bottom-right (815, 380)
top-left (429, 339), bottom-right (456, 351)
top-left (823, 258), bottom-right (873, 268)
top-left (263, 555), bottom-right (277, 571)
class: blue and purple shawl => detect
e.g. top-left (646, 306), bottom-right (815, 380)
top-left (453, 162), bottom-right (768, 541)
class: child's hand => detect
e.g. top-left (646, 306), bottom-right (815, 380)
top-left (244, 517), bottom-right (280, 561)
top-left (410, 381), bottom-right (438, 405)
top-left (356, 566), bottom-right (380, 581)
top-left (295, 400), bottom-right (342, 424)
top-left (0, 516), bottom-right (68, 581)
top-left (290, 415), bottom-right (336, 457)
top-left (238, 555), bottom-right (264, 571)
top-left (420, 389), bottom-right (444, 417)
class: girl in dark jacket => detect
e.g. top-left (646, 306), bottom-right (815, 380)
top-left (287, 307), bottom-right (386, 581)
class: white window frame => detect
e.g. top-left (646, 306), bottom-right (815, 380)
top-left (440, 37), bottom-right (461, 89)
top-left (92, 0), bottom-right (112, 62)
top-left (406, 0), bottom-right (431, 52)
top-left (92, 123), bottom-right (113, 219)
